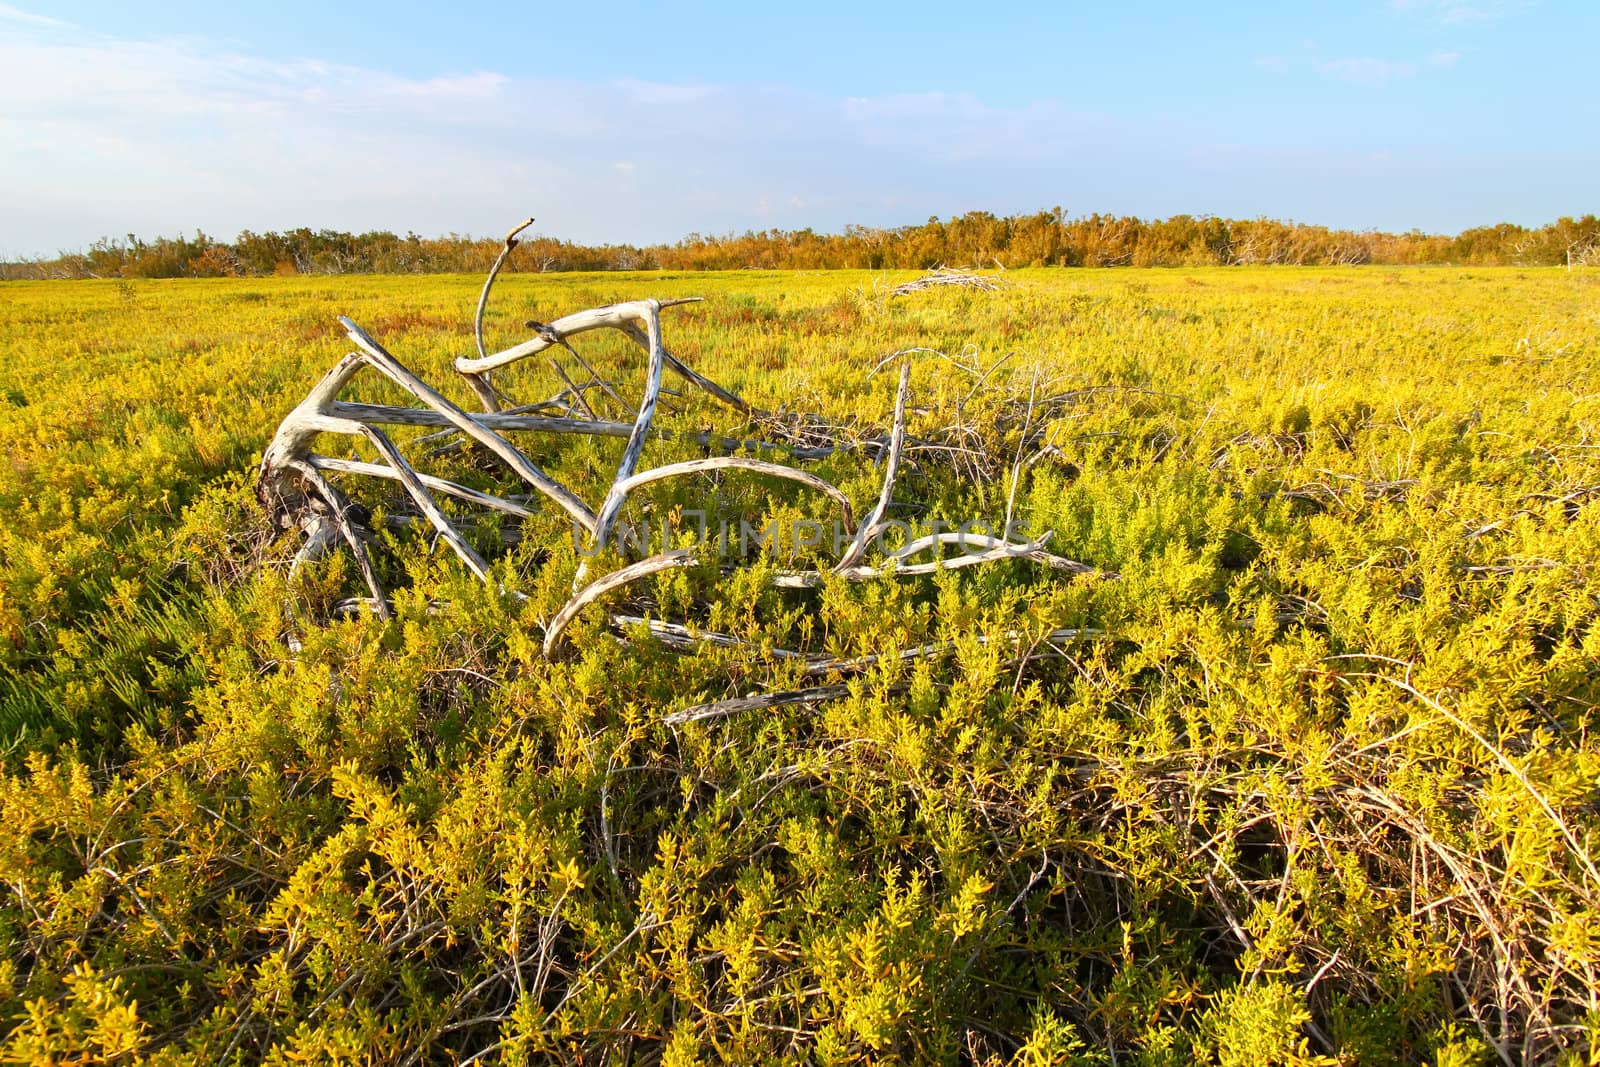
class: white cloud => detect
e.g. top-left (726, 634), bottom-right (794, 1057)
top-left (0, 3), bottom-right (68, 27)
top-left (1280, 47), bottom-right (1461, 86)
top-left (1392, 0), bottom-right (1530, 23)
top-left (613, 80), bottom-right (716, 105)
top-left (1316, 56), bottom-right (1420, 84)
top-left (0, 22), bottom-right (1158, 254)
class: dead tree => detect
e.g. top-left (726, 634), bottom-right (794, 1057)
top-left (259, 218), bottom-right (1112, 676)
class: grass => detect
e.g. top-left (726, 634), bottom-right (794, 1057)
top-left (0, 267), bottom-right (1597, 1064)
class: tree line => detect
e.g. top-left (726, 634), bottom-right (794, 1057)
top-left (5, 209), bottom-right (1598, 279)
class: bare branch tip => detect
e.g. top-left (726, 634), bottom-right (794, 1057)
top-left (504, 217), bottom-right (536, 247)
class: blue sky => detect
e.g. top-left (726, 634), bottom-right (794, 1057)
top-left (1, 1), bottom-right (1594, 257)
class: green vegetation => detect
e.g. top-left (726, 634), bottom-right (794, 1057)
top-left (1, 267), bottom-right (1597, 1063)
top-left (7, 211), bottom-right (1600, 279)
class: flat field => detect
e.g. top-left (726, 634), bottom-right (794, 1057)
top-left (1, 268), bottom-right (1598, 1063)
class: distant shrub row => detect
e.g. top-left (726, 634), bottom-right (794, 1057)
top-left (6, 210), bottom-right (1599, 279)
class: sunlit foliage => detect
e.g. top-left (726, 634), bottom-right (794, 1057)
top-left (0, 267), bottom-right (1597, 1063)
top-left (6, 212), bottom-right (1600, 279)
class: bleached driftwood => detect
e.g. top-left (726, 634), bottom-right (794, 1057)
top-left (890, 266), bottom-right (1001, 296)
top-left (260, 218), bottom-right (1112, 658)
top-left (543, 552), bottom-right (696, 658)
